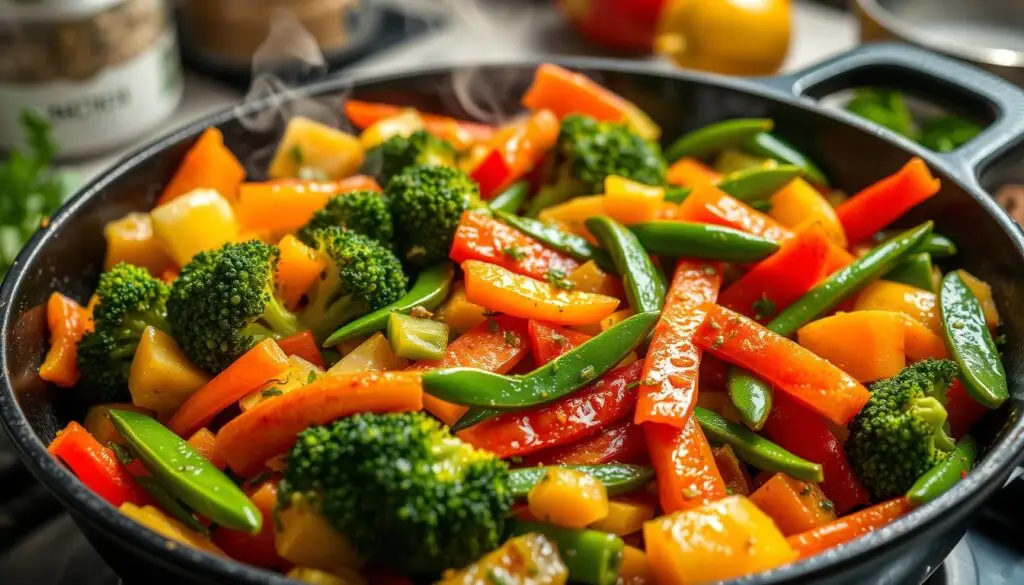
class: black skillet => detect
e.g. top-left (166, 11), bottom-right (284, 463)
top-left (2, 43), bottom-right (1024, 585)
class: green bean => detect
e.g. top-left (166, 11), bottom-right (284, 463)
top-left (885, 252), bottom-right (936, 292)
top-left (109, 410), bottom-right (262, 534)
top-left (509, 464), bottom-right (654, 498)
top-left (494, 211), bottom-right (615, 272)
top-left (906, 436), bottom-right (977, 507)
top-left (488, 180), bottom-right (530, 214)
top-left (940, 272), bottom-right (1008, 408)
top-left (323, 262), bottom-right (455, 346)
top-left (875, 231), bottom-right (957, 258)
top-left (744, 133), bottom-right (830, 188)
top-left (666, 119), bottom-right (774, 163)
top-left (693, 407), bottom-right (822, 482)
top-left (717, 165), bottom-right (804, 202)
top-left (509, 521), bottom-right (624, 585)
top-left (629, 221), bottom-right (780, 262)
top-left (586, 216), bottom-right (665, 314)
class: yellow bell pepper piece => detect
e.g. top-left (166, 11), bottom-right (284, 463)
top-left (103, 212), bottom-right (174, 276)
top-left (286, 568), bottom-right (366, 585)
top-left (240, 355), bottom-right (323, 411)
top-left (589, 498), bottom-right (655, 535)
top-left (359, 109), bottom-right (424, 149)
top-left (328, 332), bottom-right (409, 375)
top-left (956, 270), bottom-right (1000, 329)
top-left (150, 189), bottom-right (239, 266)
top-left (568, 260), bottom-right (620, 297)
top-left (601, 308), bottom-right (635, 332)
top-left (434, 282), bottom-right (488, 335)
top-left (269, 116), bottom-right (364, 180)
top-left (604, 176), bottom-right (665, 225)
top-left (538, 195), bottom-right (605, 242)
top-left (770, 178), bottom-right (848, 247)
top-left (854, 280), bottom-right (941, 334)
top-left (120, 503), bottom-right (223, 556)
top-left (618, 545), bottom-right (655, 585)
top-left (276, 494), bottom-right (363, 573)
top-left (528, 468), bottom-right (610, 529)
top-left (83, 403), bottom-right (154, 446)
top-left (644, 495), bottom-right (796, 585)
top-left (714, 149), bottom-right (775, 175)
top-left (128, 327), bottom-right (210, 419)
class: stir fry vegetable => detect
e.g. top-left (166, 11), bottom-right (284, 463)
top-left (41, 63), bottom-right (1006, 585)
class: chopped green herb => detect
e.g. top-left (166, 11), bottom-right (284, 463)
top-left (290, 144), bottom-right (304, 165)
top-left (551, 332), bottom-right (568, 347)
top-left (503, 331), bottom-right (522, 348)
top-left (502, 246), bottom-right (527, 261)
top-left (544, 268), bottom-right (574, 290)
top-left (262, 388), bottom-right (284, 397)
top-left (306, 370), bottom-right (318, 384)
top-left (579, 365), bottom-right (596, 383)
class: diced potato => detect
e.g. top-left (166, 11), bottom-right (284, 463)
top-left (276, 494), bottom-right (363, 573)
top-left (120, 503), bottom-right (223, 556)
top-left (359, 109), bottom-right (424, 149)
top-left (150, 189), bottom-right (239, 266)
top-left (287, 568), bottom-right (365, 585)
top-left (528, 468), bottom-right (609, 529)
top-left (589, 497), bottom-right (655, 535)
top-left (957, 270), bottom-right (1000, 329)
top-left (269, 116), bottom-right (364, 180)
top-left (438, 533), bottom-right (567, 585)
top-left (240, 355), bottom-right (322, 411)
top-left (435, 282), bottom-right (487, 335)
top-left (328, 332), bottom-right (409, 375)
top-left (568, 260), bottom-right (620, 297)
top-left (103, 213), bottom-right (174, 275)
top-left (128, 327), bottom-right (210, 418)
top-left (83, 403), bottom-right (154, 446)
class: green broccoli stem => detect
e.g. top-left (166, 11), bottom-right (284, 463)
top-left (909, 397), bottom-right (955, 452)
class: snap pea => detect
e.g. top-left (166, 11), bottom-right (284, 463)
top-left (940, 272), bottom-right (1008, 408)
top-left (750, 200), bottom-right (774, 212)
top-left (586, 216), bottom-right (665, 314)
top-left (716, 165), bottom-right (804, 202)
top-left (743, 132), bottom-right (830, 188)
top-left (494, 211), bottom-right (615, 272)
top-left (323, 262), bottom-right (455, 346)
top-left (693, 407), bottom-right (823, 482)
top-left (885, 252), bottom-right (935, 292)
top-left (386, 313), bottom-right (449, 360)
top-left (876, 230), bottom-right (957, 258)
top-left (509, 521), bottom-right (624, 585)
top-left (665, 118), bottom-right (774, 163)
top-left (727, 370), bottom-right (773, 431)
top-left (907, 436), bottom-right (978, 507)
top-left (509, 464), bottom-right (654, 498)
top-left (488, 180), bottom-right (530, 214)
top-left (428, 312), bottom-right (659, 429)
top-left (109, 410), bottom-right (262, 534)
top-left (664, 185), bottom-right (692, 204)
top-left (629, 221), bottom-right (780, 262)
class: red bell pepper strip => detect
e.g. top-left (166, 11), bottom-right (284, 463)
top-left (823, 243), bottom-right (856, 276)
top-left (519, 418), bottom-right (648, 466)
top-left (408, 316), bottom-right (531, 426)
top-left (527, 320), bottom-right (592, 366)
top-left (471, 110), bottom-right (560, 198)
top-left (695, 303), bottom-right (871, 425)
top-left (470, 150), bottom-right (513, 200)
top-left (787, 497), bottom-right (910, 559)
top-left (343, 100), bottom-right (495, 150)
top-left (645, 418), bottom-right (728, 513)
top-left (449, 211), bottom-right (580, 281)
top-left (718, 224), bottom-right (830, 321)
top-left (677, 185), bottom-right (794, 244)
top-left (276, 330), bottom-right (325, 369)
top-left (763, 391), bottom-right (870, 514)
top-left (636, 260), bottom-right (723, 427)
top-left (48, 422), bottom-right (151, 507)
top-left (212, 480), bottom-right (287, 569)
top-left (458, 361), bottom-right (643, 458)
top-left (522, 63), bottom-right (635, 122)
top-left (946, 379), bottom-right (989, 439)
top-left (835, 157), bottom-right (941, 244)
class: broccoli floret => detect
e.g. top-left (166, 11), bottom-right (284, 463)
top-left (525, 113), bottom-right (667, 216)
top-left (846, 359), bottom-right (960, 501)
top-left (167, 241), bottom-right (300, 373)
top-left (362, 129), bottom-right (457, 186)
top-left (298, 190), bottom-right (393, 248)
top-left (297, 226), bottom-right (407, 341)
top-left (280, 412), bottom-right (513, 576)
top-left (388, 164), bottom-right (481, 267)
top-left (76, 263), bottom-right (170, 401)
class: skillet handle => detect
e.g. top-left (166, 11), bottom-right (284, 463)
top-left (760, 42), bottom-right (1024, 184)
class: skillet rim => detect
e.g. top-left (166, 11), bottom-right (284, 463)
top-left (2, 56), bottom-right (1023, 585)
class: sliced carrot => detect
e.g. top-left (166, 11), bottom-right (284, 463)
top-left (276, 235), bottom-right (327, 311)
top-left (854, 280), bottom-right (941, 334)
top-left (797, 311), bottom-right (906, 383)
top-left (39, 292), bottom-right (93, 388)
top-left (835, 158), bottom-right (940, 244)
top-left (636, 260), bottom-right (722, 427)
top-left (694, 303), bottom-right (870, 425)
top-left (666, 158), bottom-right (722, 187)
top-left (159, 128), bottom-right (245, 204)
top-left (216, 371), bottom-right (423, 477)
top-left (186, 428), bottom-right (226, 470)
top-left (235, 175), bottom-right (381, 233)
top-left (645, 418), bottom-right (727, 513)
top-left (461, 260), bottom-right (620, 326)
top-left (522, 63), bottom-right (633, 123)
top-left (749, 473), bottom-right (836, 536)
top-left (787, 497), bottom-right (910, 559)
top-left (449, 211), bottom-right (580, 281)
top-left (343, 100), bottom-right (495, 150)
top-left (168, 339), bottom-right (290, 438)
top-left (677, 184), bottom-right (793, 244)
top-left (277, 330), bottom-right (325, 369)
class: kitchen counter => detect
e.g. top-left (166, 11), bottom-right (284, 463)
top-left (69, 0), bottom-right (857, 180)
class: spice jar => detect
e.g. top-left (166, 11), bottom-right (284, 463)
top-left (0, 0), bottom-right (184, 158)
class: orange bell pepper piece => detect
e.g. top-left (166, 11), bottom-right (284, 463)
top-left (235, 175), bottom-right (381, 233)
top-left (276, 330), bottom-right (325, 369)
top-left (694, 303), bottom-right (870, 425)
top-left (216, 371), bottom-right (423, 477)
top-left (666, 157), bottom-right (722, 187)
top-left (343, 100), bottom-right (495, 150)
top-left (787, 497), bottom-right (910, 559)
top-left (636, 260), bottom-right (723, 428)
top-left (449, 211), bottom-right (580, 281)
top-left (900, 313), bottom-right (949, 361)
top-left (158, 128), bottom-right (246, 204)
top-left (461, 260), bottom-right (620, 326)
top-left (749, 473), bottom-right (836, 536)
top-left (677, 184), bottom-right (793, 244)
top-left (797, 311), bottom-right (906, 383)
top-left (39, 292), bottom-right (93, 388)
top-left (854, 280), bottom-right (941, 334)
top-left (835, 158), bottom-right (940, 244)
top-left (276, 235), bottom-right (327, 310)
top-left (769, 178), bottom-right (847, 247)
top-left (645, 418), bottom-right (727, 513)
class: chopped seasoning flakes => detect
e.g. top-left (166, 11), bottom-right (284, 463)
top-left (579, 365), bottom-right (596, 383)
top-left (306, 370), bottom-right (318, 384)
top-left (544, 268), bottom-right (574, 290)
top-left (551, 332), bottom-right (568, 346)
top-left (482, 308), bottom-right (501, 317)
top-left (819, 500), bottom-right (836, 513)
top-left (410, 305), bottom-right (434, 320)
top-left (799, 484), bottom-right (813, 496)
top-left (503, 331), bottom-right (522, 348)
top-left (487, 319), bottom-right (500, 334)
top-left (501, 246), bottom-right (527, 261)
top-left (702, 264), bottom-right (718, 276)
top-left (712, 335), bottom-right (726, 350)
top-left (262, 388), bottom-right (284, 397)
top-left (752, 295), bottom-right (776, 320)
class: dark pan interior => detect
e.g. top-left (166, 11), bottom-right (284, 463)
top-left (2, 60), bottom-right (1024, 585)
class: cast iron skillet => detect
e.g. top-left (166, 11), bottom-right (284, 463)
top-left (3, 43), bottom-right (1024, 585)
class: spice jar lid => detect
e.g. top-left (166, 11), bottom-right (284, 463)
top-left (0, 0), bottom-right (126, 21)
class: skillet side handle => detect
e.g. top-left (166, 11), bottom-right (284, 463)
top-left (758, 42), bottom-right (1024, 184)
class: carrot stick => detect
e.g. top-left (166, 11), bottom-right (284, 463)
top-left (521, 63), bottom-right (634, 122)
top-left (277, 330), bottom-right (325, 369)
top-left (835, 158), bottom-right (941, 244)
top-left (787, 497), bottom-right (910, 559)
top-left (159, 128), bottom-right (246, 204)
top-left (168, 339), bottom-right (290, 438)
top-left (215, 371), bottom-right (423, 477)
top-left (276, 235), bottom-right (327, 310)
top-left (677, 185), bottom-right (794, 244)
top-left (636, 260), bottom-right (722, 427)
top-left (645, 418), bottom-right (727, 513)
top-left (235, 175), bottom-right (381, 233)
top-left (449, 211), bottom-right (580, 281)
top-left (666, 158), bottom-right (722, 187)
top-left (39, 292), bottom-right (93, 387)
top-left (693, 303), bottom-right (870, 425)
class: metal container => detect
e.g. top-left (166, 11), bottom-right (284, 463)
top-left (857, 0), bottom-right (1024, 86)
